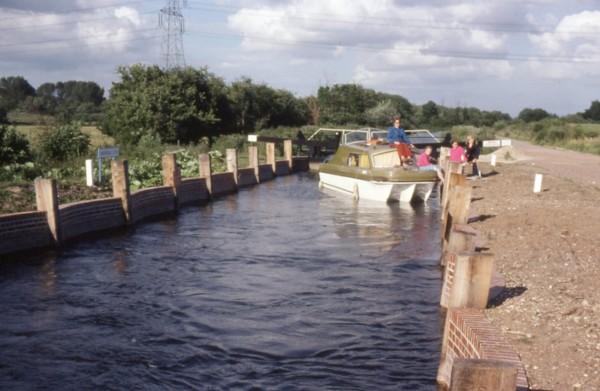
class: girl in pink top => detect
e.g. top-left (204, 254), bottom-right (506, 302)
top-left (417, 146), bottom-right (444, 182)
top-left (449, 141), bottom-right (465, 163)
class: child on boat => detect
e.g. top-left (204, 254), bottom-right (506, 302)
top-left (417, 146), bottom-right (444, 182)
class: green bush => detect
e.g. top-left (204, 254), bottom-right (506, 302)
top-left (39, 122), bottom-right (90, 161)
top-left (210, 133), bottom-right (247, 154)
top-left (0, 162), bottom-right (40, 181)
top-left (1, 123), bottom-right (32, 165)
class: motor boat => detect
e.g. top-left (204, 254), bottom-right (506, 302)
top-left (315, 128), bottom-right (440, 203)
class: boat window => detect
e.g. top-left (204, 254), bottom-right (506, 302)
top-left (347, 153), bottom-right (359, 167)
top-left (345, 131), bottom-right (368, 144)
top-left (372, 150), bottom-right (400, 168)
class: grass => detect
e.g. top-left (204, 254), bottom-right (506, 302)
top-left (16, 125), bottom-right (115, 150)
top-left (7, 111), bottom-right (55, 125)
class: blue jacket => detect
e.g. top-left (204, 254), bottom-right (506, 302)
top-left (387, 126), bottom-right (411, 144)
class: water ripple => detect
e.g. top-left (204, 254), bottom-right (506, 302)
top-left (0, 174), bottom-right (442, 390)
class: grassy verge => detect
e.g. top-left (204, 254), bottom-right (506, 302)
top-left (16, 125), bottom-right (114, 150)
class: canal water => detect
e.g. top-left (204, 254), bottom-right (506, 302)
top-left (0, 174), bottom-right (443, 390)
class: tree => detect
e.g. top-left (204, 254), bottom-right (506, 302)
top-left (582, 100), bottom-right (600, 121)
top-left (39, 122), bottom-right (90, 161)
top-left (0, 76), bottom-right (36, 112)
top-left (306, 96), bottom-right (320, 125)
top-left (0, 107), bottom-right (7, 124)
top-left (228, 78), bottom-right (308, 132)
top-left (365, 100), bottom-right (397, 127)
top-left (317, 84), bottom-right (378, 125)
top-left (421, 100), bottom-right (439, 125)
top-left (518, 108), bottom-right (553, 123)
top-left (0, 124), bottom-right (32, 164)
top-left (102, 65), bottom-right (221, 144)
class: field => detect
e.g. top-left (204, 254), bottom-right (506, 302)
top-left (15, 125), bottom-right (115, 150)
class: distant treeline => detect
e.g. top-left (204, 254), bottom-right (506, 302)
top-left (2, 67), bottom-right (600, 146)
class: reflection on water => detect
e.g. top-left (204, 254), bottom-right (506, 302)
top-left (0, 173), bottom-right (442, 390)
top-left (112, 251), bottom-right (128, 275)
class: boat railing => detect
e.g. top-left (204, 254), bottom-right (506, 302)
top-left (307, 127), bottom-right (441, 147)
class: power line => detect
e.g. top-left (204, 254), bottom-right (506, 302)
top-left (186, 1), bottom-right (600, 37)
top-left (0, 28), bottom-right (157, 50)
top-left (0, 33), bottom-right (161, 56)
top-left (186, 28), bottom-right (600, 64)
top-left (0, 0), bottom-right (161, 23)
top-left (1, 25), bottom-right (597, 65)
top-left (0, 9), bottom-right (158, 34)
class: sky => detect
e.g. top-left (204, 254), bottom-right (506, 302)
top-left (1, 0), bottom-right (600, 116)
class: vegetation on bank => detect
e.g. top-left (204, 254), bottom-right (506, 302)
top-left (1, 67), bottom-right (600, 213)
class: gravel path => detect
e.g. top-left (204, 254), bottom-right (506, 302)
top-left (511, 140), bottom-right (600, 187)
top-left (466, 142), bottom-right (600, 391)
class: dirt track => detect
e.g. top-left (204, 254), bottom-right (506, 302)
top-left (467, 141), bottom-right (600, 390)
top-left (510, 140), bottom-right (600, 187)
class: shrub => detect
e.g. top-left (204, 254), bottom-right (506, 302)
top-left (1, 124), bottom-right (32, 165)
top-left (210, 133), bottom-right (247, 154)
top-left (39, 122), bottom-right (90, 161)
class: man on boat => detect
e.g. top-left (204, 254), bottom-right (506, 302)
top-left (387, 116), bottom-right (413, 166)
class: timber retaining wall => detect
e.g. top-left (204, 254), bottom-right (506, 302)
top-left (437, 151), bottom-right (529, 390)
top-left (0, 142), bottom-right (309, 257)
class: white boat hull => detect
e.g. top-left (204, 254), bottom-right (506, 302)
top-left (319, 172), bottom-right (434, 203)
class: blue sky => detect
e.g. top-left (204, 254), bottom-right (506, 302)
top-left (1, 0), bottom-right (600, 116)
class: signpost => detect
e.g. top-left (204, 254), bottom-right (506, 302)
top-left (483, 139), bottom-right (511, 148)
top-left (97, 147), bottom-right (119, 184)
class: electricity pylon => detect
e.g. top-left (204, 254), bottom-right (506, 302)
top-left (159, 0), bottom-right (187, 69)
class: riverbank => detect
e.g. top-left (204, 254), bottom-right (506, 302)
top-left (467, 154), bottom-right (600, 390)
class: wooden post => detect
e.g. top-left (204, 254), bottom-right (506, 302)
top-left (448, 252), bottom-right (495, 309)
top-left (439, 146), bottom-right (450, 173)
top-left (442, 183), bottom-right (472, 245)
top-left (441, 168), bottom-right (466, 220)
top-left (266, 142), bottom-right (276, 173)
top-left (199, 153), bottom-right (212, 196)
top-left (450, 359), bottom-right (517, 391)
top-left (34, 178), bottom-right (61, 244)
top-left (284, 139), bottom-right (293, 170)
top-left (226, 148), bottom-right (239, 185)
top-left (111, 160), bottom-right (132, 224)
top-left (248, 145), bottom-right (260, 183)
top-left (442, 224), bottom-right (477, 266)
top-left (162, 153), bottom-right (181, 209)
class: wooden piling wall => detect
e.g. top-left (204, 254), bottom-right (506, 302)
top-left (438, 169), bottom-right (529, 390)
top-left (438, 308), bottom-right (528, 390)
top-left (60, 198), bottom-right (125, 241)
top-left (178, 178), bottom-right (209, 205)
top-left (0, 140), bottom-right (307, 257)
top-left (0, 211), bottom-right (52, 254)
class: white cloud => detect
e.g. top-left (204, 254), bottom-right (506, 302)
top-left (227, 0), bottom-right (516, 85)
top-left (0, 5), bottom-right (152, 67)
top-left (528, 10), bottom-right (600, 79)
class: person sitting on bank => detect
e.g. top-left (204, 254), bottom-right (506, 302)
top-left (465, 135), bottom-right (481, 177)
top-left (417, 146), bottom-right (444, 182)
top-left (387, 115), bottom-right (413, 165)
top-left (449, 140), bottom-right (466, 163)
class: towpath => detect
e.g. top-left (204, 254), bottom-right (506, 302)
top-left (470, 140), bottom-right (600, 390)
top-left (510, 139), bottom-right (600, 186)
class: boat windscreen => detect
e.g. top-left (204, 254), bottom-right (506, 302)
top-left (371, 130), bottom-right (388, 141)
top-left (406, 130), bottom-right (439, 145)
top-left (372, 150), bottom-right (400, 168)
top-left (344, 131), bottom-right (368, 144)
